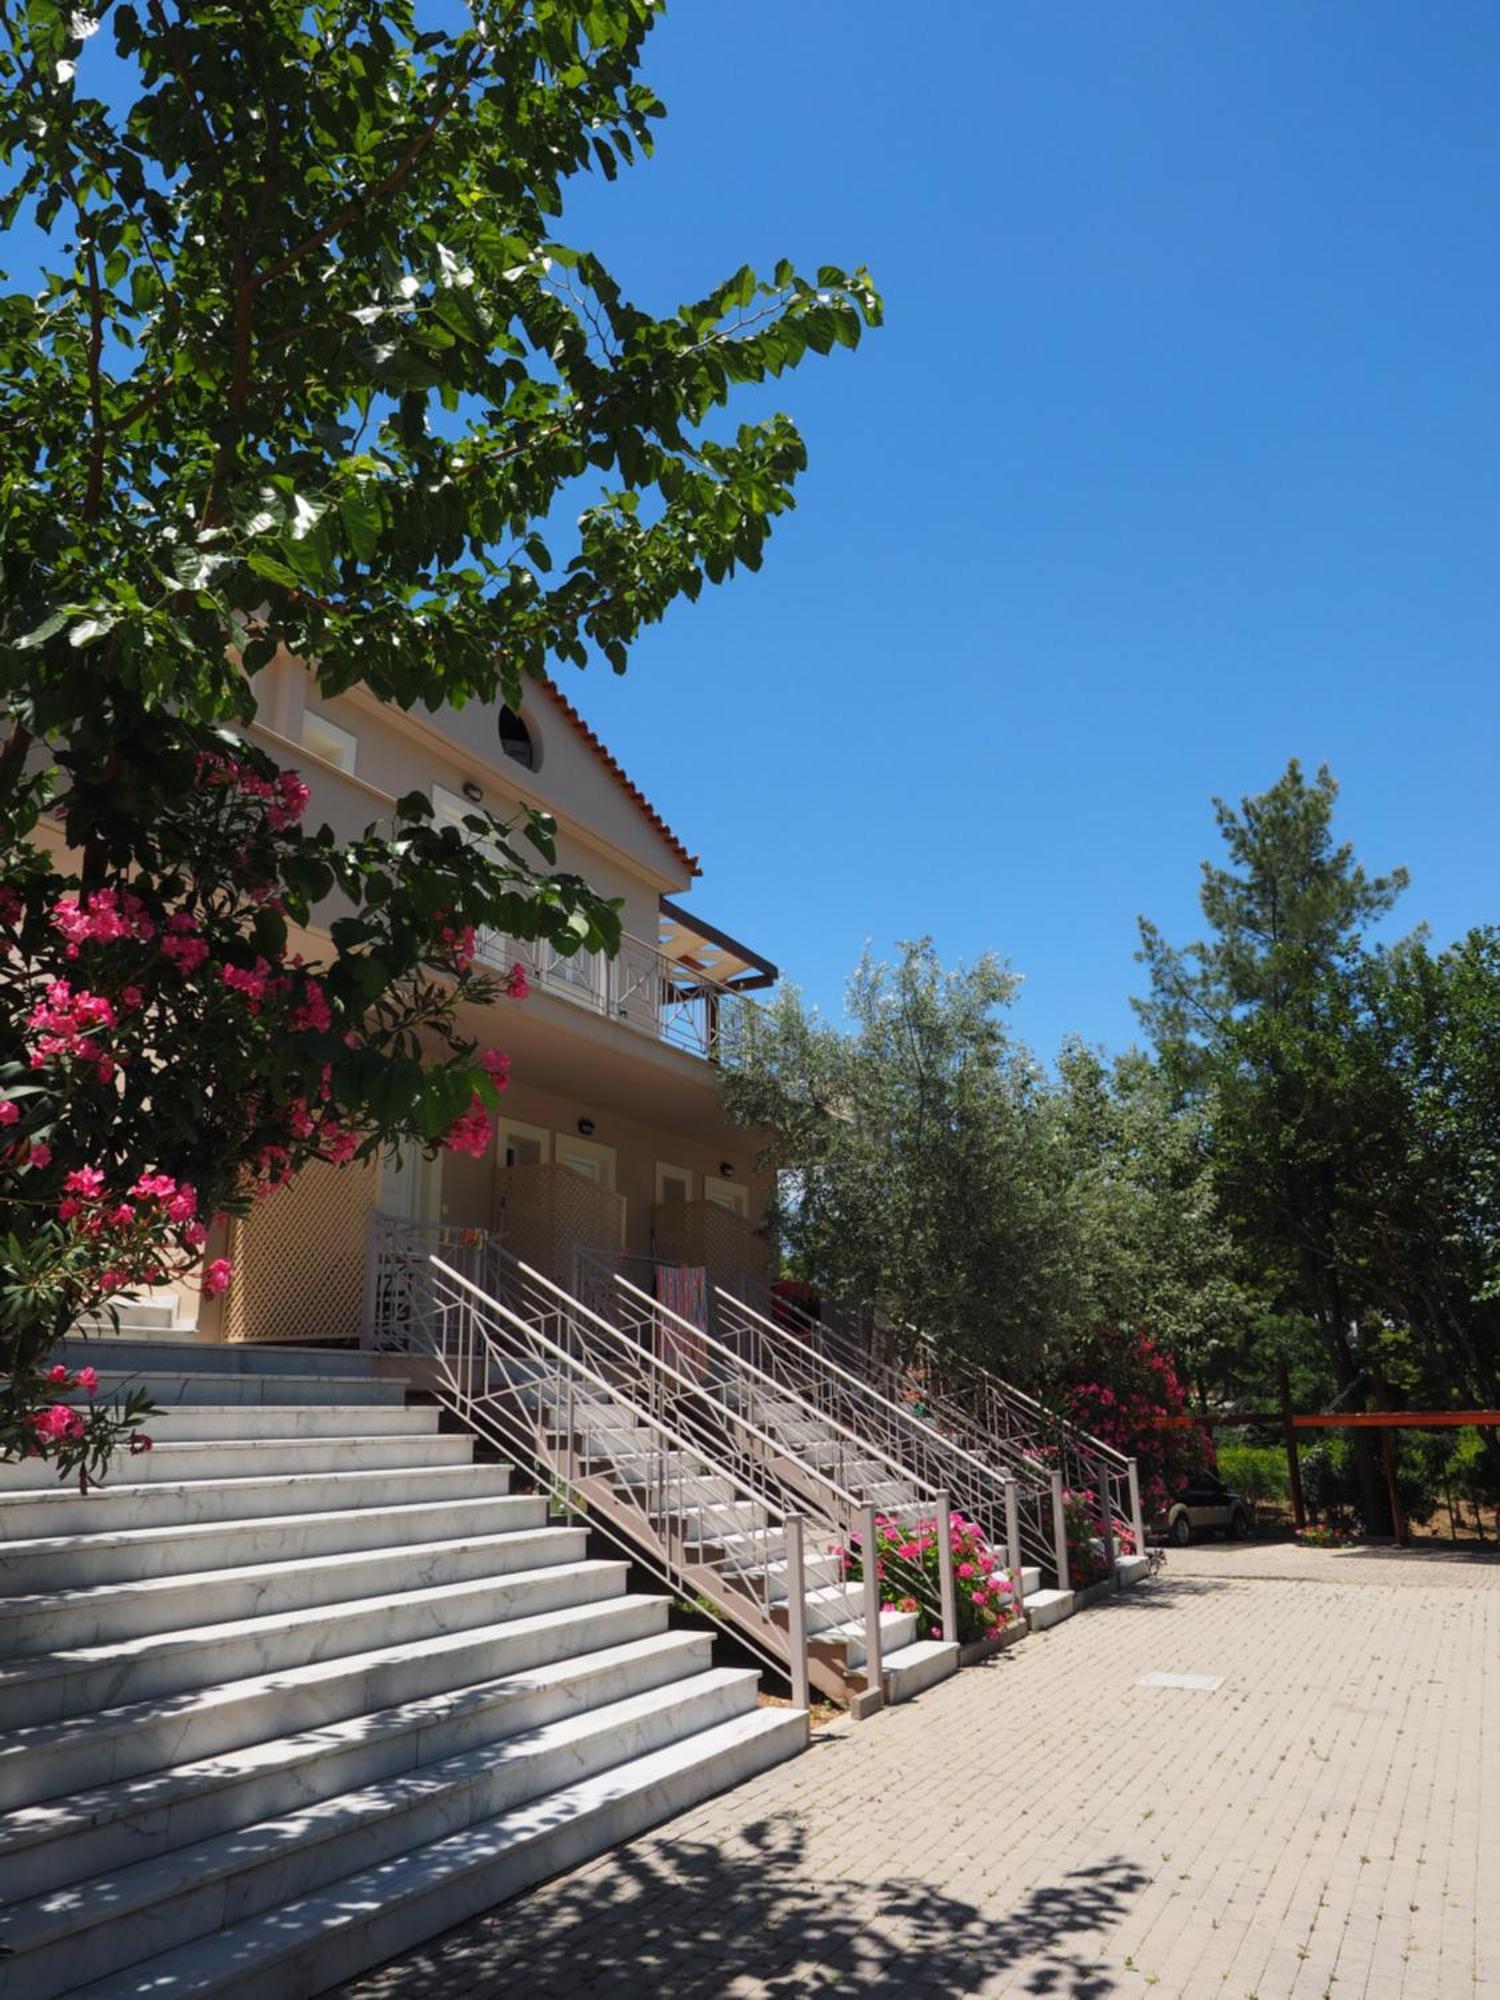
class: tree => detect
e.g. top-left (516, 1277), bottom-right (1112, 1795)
top-left (1, 0), bottom-right (878, 1475)
top-left (724, 941), bottom-right (1077, 1373)
top-left (1135, 760), bottom-right (1410, 1530)
top-left (1052, 1043), bottom-right (1251, 1402)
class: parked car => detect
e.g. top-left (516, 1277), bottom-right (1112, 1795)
top-left (1162, 1470), bottom-right (1251, 1544)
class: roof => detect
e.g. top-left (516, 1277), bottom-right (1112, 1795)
top-left (658, 898), bottom-right (778, 992)
top-left (536, 679), bottom-right (700, 878)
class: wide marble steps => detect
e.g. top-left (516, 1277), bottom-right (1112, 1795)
top-left (0, 1338), bottom-right (805, 1999)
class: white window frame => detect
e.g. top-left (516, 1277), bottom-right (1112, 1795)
top-left (300, 709), bottom-right (358, 774)
top-left (497, 1118), bottom-right (551, 1170)
top-left (555, 1133), bottom-right (616, 1190)
top-left (655, 1161), bottom-right (695, 1207)
top-left (704, 1173), bottom-right (748, 1218)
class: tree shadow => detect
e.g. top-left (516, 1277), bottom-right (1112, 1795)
top-left (331, 1811), bottom-right (1149, 1999)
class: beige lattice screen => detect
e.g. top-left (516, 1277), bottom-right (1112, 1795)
top-left (222, 1156), bottom-right (379, 1344)
top-left (494, 1162), bottom-right (625, 1285)
top-left (652, 1199), bottom-right (768, 1298)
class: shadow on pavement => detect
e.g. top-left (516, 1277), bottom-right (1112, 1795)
top-left (334, 1813), bottom-right (1150, 1999)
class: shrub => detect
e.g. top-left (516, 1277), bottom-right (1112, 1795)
top-left (840, 1511), bottom-right (1020, 1646)
top-left (1216, 1444), bottom-right (1290, 1511)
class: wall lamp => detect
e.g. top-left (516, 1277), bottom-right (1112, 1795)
top-left (577, 1118), bottom-right (596, 1137)
top-left (461, 780), bottom-right (484, 803)
top-left (719, 1161), bottom-right (735, 1178)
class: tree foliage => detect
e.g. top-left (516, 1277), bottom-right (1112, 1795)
top-left (724, 942), bottom-right (1074, 1372)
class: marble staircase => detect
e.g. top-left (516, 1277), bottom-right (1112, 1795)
top-left (0, 1338), bottom-right (804, 1998)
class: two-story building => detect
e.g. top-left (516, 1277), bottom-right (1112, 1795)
top-left (200, 660), bottom-right (775, 1345)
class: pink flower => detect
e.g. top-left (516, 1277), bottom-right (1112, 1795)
top-left (442, 1092), bottom-right (494, 1159)
top-left (0, 1099), bottom-right (17, 1126)
top-left (505, 962), bottom-right (530, 1000)
top-left (129, 1431), bottom-right (153, 1454)
top-left (31, 1403), bottom-right (85, 1443)
top-left (161, 930), bottom-right (210, 975)
top-left (47, 1363), bottom-right (70, 1385)
top-left (27, 1141), bottom-right (51, 1169)
top-left (479, 1048), bottom-right (511, 1086)
top-left (77, 1366), bottom-right (99, 1396)
top-left (165, 1184), bottom-right (197, 1223)
top-left (957, 1560), bottom-right (975, 1579)
top-left (131, 1172), bottom-right (177, 1202)
top-left (63, 1166), bottom-right (106, 1199)
top-left (289, 980), bottom-right (331, 1033)
top-left (183, 1220), bottom-right (208, 1249)
top-left (203, 1258), bottom-right (233, 1298)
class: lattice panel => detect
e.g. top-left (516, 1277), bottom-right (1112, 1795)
top-left (495, 1162), bottom-right (625, 1284)
top-left (222, 1156), bottom-right (379, 1344)
top-left (653, 1200), bottom-right (768, 1297)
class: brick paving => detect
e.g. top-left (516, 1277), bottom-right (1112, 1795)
top-left (335, 1544), bottom-right (1500, 2000)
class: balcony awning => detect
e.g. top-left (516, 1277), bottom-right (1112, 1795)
top-left (658, 898), bottom-right (778, 992)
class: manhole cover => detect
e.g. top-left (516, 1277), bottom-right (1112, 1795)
top-left (1137, 1672), bottom-right (1224, 1692)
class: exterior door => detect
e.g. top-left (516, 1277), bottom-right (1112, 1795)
top-left (703, 1173), bottom-right (748, 1218)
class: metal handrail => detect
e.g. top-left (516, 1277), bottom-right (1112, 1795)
top-left (419, 1256), bottom-right (838, 1697)
top-left (713, 1285), bottom-right (1059, 1579)
top-left (371, 1231), bottom-right (950, 1704)
top-left (739, 1279), bottom-right (1141, 1566)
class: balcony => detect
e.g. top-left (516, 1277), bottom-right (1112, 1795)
top-left (480, 901), bottom-right (774, 1065)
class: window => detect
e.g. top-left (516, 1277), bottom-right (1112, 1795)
top-left (655, 1162), bottom-right (694, 1208)
top-left (499, 706), bottom-right (538, 770)
top-left (300, 709), bottom-right (357, 773)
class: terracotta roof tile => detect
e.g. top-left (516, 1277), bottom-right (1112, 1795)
top-left (536, 679), bottom-right (701, 878)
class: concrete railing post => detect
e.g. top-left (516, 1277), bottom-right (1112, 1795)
top-left (784, 1515), bottom-right (811, 1713)
top-left (1098, 1459), bottom-right (1118, 1584)
top-left (1127, 1457), bottom-right (1145, 1555)
top-left (935, 1489), bottom-right (957, 1645)
top-left (860, 1502), bottom-right (883, 1704)
top-left (1004, 1476), bottom-right (1023, 1608)
top-left (1050, 1471), bottom-right (1071, 1593)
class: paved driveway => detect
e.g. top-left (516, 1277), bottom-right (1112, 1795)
top-left (336, 1544), bottom-right (1500, 1999)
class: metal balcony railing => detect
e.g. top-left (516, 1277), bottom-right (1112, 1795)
top-left (476, 928), bottom-right (757, 1064)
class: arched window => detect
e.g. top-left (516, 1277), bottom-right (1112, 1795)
top-left (499, 706), bottom-right (537, 770)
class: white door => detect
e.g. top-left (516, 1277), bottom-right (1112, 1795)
top-left (499, 1119), bottom-right (551, 1170)
top-left (704, 1174), bottom-right (748, 1218)
top-left (555, 1134), bottom-right (616, 1189)
top-left (655, 1162), bottom-right (694, 1207)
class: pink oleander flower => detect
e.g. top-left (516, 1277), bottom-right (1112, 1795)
top-left (0, 1098), bottom-right (17, 1126)
top-left (165, 1184), bottom-right (198, 1223)
top-left (161, 930), bottom-right (210, 975)
top-left (63, 1165), bottom-right (106, 1199)
top-left (131, 1172), bottom-right (177, 1201)
top-left (220, 958), bottom-right (272, 1011)
top-left (505, 962), bottom-right (530, 1000)
top-left (289, 980), bottom-right (331, 1034)
top-left (31, 1403), bottom-right (85, 1443)
top-left (957, 1560), bottom-right (975, 1579)
top-left (442, 1093), bottom-right (494, 1158)
top-left (203, 1259), bottom-right (233, 1298)
top-left (322, 1124), bottom-right (360, 1166)
top-left (479, 1048), bottom-right (511, 1086)
top-left (47, 1363), bottom-right (70, 1385)
top-left (77, 1366), bottom-right (99, 1396)
top-left (129, 1431), bottom-right (153, 1454)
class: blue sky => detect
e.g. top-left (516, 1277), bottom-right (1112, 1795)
top-left (554, 0), bottom-right (1499, 1057)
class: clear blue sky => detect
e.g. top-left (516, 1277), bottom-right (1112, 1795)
top-left (555, 0), bottom-right (1499, 1058)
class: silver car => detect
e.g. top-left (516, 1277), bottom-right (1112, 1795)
top-left (1164, 1471), bottom-right (1251, 1545)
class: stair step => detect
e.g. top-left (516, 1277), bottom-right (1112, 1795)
top-left (0, 1593), bottom-right (672, 1814)
top-left (0, 1556), bottom-right (630, 1729)
top-left (819, 1604), bottom-right (920, 1670)
top-left (39, 1402), bottom-right (437, 1442)
top-left (0, 1494), bottom-right (547, 1594)
top-left (59, 1370), bottom-right (409, 1408)
top-left (0, 1460), bottom-right (510, 1541)
top-left (1024, 1587), bottom-right (1075, 1630)
top-left (54, 1336), bottom-right (385, 1379)
top-left (0, 1431), bottom-right (474, 1494)
top-left (883, 1638), bottom-right (960, 1703)
top-left (0, 1629), bottom-right (715, 1904)
top-left (67, 1707), bottom-right (806, 1999)
top-left (1, 1523), bottom-right (588, 1656)
top-left (3, 1670), bottom-right (764, 1997)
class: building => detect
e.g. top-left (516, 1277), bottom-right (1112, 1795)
top-left (200, 655), bottom-right (776, 1345)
